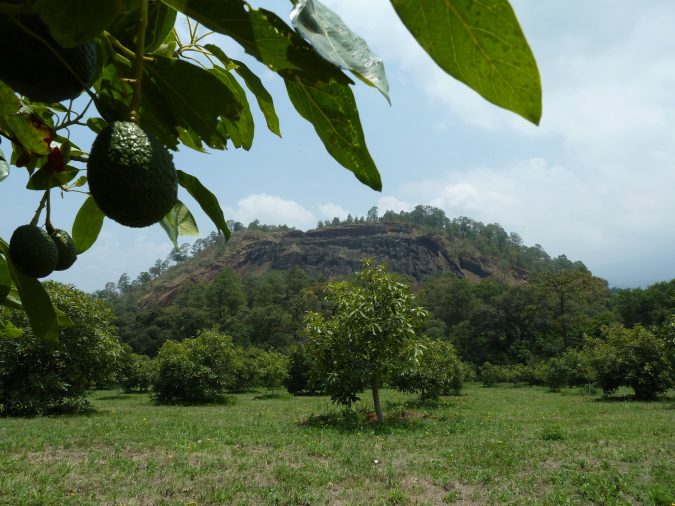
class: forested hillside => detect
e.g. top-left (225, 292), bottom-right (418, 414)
top-left (93, 205), bottom-right (675, 365)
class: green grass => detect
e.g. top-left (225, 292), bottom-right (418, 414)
top-left (0, 385), bottom-right (673, 505)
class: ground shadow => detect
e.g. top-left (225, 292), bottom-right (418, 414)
top-left (299, 407), bottom-right (438, 434)
top-left (593, 393), bottom-right (675, 403)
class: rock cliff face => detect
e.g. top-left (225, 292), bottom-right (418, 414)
top-left (142, 224), bottom-right (528, 307)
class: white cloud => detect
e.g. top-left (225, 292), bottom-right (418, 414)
top-left (376, 196), bottom-right (412, 214)
top-left (224, 193), bottom-right (317, 229)
top-left (319, 203), bottom-right (350, 220)
top-left (52, 229), bottom-right (174, 292)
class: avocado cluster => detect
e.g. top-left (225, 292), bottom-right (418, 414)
top-left (0, 15), bottom-right (98, 103)
top-left (9, 225), bottom-right (77, 278)
top-left (87, 121), bottom-right (177, 228)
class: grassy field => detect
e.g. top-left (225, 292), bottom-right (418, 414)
top-left (0, 385), bottom-right (673, 505)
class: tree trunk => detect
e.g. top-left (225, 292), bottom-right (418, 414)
top-left (371, 375), bottom-right (383, 423)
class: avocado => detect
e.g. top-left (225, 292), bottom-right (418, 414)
top-left (87, 121), bottom-right (177, 228)
top-left (49, 229), bottom-right (77, 271)
top-left (0, 15), bottom-right (98, 103)
top-left (9, 224), bottom-right (59, 278)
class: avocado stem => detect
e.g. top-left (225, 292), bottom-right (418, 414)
top-left (30, 192), bottom-right (49, 228)
top-left (129, 0), bottom-right (149, 122)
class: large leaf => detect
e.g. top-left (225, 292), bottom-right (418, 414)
top-left (159, 200), bottom-right (199, 246)
top-left (290, 0), bottom-right (389, 102)
top-left (35, 0), bottom-right (121, 47)
top-left (390, 0), bottom-right (542, 125)
top-left (176, 170), bottom-right (230, 239)
top-left (161, 0), bottom-right (381, 190)
top-left (285, 76), bottom-right (381, 190)
top-left (204, 44), bottom-right (281, 137)
top-left (0, 148), bottom-right (9, 182)
top-left (0, 82), bottom-right (51, 156)
top-left (0, 240), bottom-right (58, 344)
top-left (72, 196), bottom-right (105, 254)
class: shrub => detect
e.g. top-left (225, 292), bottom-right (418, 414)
top-left (390, 339), bottom-right (463, 399)
top-left (585, 324), bottom-right (673, 400)
top-left (284, 344), bottom-right (324, 395)
top-left (118, 345), bottom-right (156, 393)
top-left (0, 282), bottom-right (122, 416)
top-left (256, 349), bottom-right (289, 392)
top-left (544, 348), bottom-right (593, 391)
top-left (153, 329), bottom-right (236, 404)
top-left (478, 362), bottom-right (511, 387)
top-left (229, 346), bottom-right (261, 392)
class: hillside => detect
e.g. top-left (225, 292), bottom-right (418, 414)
top-left (139, 222), bottom-right (529, 307)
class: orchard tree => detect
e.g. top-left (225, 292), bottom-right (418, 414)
top-left (0, 0), bottom-right (541, 343)
top-left (304, 259), bottom-right (428, 423)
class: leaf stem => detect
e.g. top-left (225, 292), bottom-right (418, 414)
top-left (129, 0), bottom-right (149, 122)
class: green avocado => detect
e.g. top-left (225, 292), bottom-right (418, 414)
top-left (87, 121), bottom-right (178, 228)
top-left (0, 15), bottom-right (98, 103)
top-left (9, 224), bottom-right (58, 278)
top-left (50, 229), bottom-right (77, 271)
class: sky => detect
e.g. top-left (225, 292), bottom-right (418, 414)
top-left (2, 0), bottom-right (675, 291)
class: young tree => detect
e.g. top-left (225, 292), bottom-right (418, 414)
top-left (0, 1), bottom-right (541, 342)
top-left (305, 259), bottom-right (428, 422)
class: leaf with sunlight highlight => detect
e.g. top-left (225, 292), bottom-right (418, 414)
top-left (290, 0), bottom-right (390, 102)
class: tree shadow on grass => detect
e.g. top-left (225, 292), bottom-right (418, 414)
top-left (95, 394), bottom-right (134, 401)
top-left (299, 407), bottom-right (438, 434)
top-left (151, 395), bottom-right (238, 407)
top-left (593, 393), bottom-right (675, 403)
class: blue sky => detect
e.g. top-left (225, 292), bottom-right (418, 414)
top-left (2, 0), bottom-right (675, 291)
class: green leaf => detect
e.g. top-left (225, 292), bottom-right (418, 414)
top-left (290, 0), bottom-right (390, 102)
top-left (0, 319), bottom-right (23, 338)
top-left (35, 0), bottom-right (120, 47)
top-left (144, 56), bottom-right (243, 150)
top-left (285, 76), bottom-right (381, 190)
top-left (0, 252), bottom-right (10, 301)
top-left (209, 66), bottom-right (255, 150)
top-left (390, 0), bottom-right (541, 125)
top-left (54, 306), bottom-right (74, 328)
top-left (26, 165), bottom-right (79, 190)
top-left (72, 196), bottom-right (105, 254)
top-left (176, 170), bottom-right (230, 239)
top-left (0, 241), bottom-right (58, 344)
top-left (159, 200), bottom-right (199, 246)
top-left (0, 82), bottom-right (51, 156)
top-left (1, 285), bottom-right (23, 310)
top-left (0, 147), bottom-right (9, 182)
top-left (204, 44), bottom-right (281, 137)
